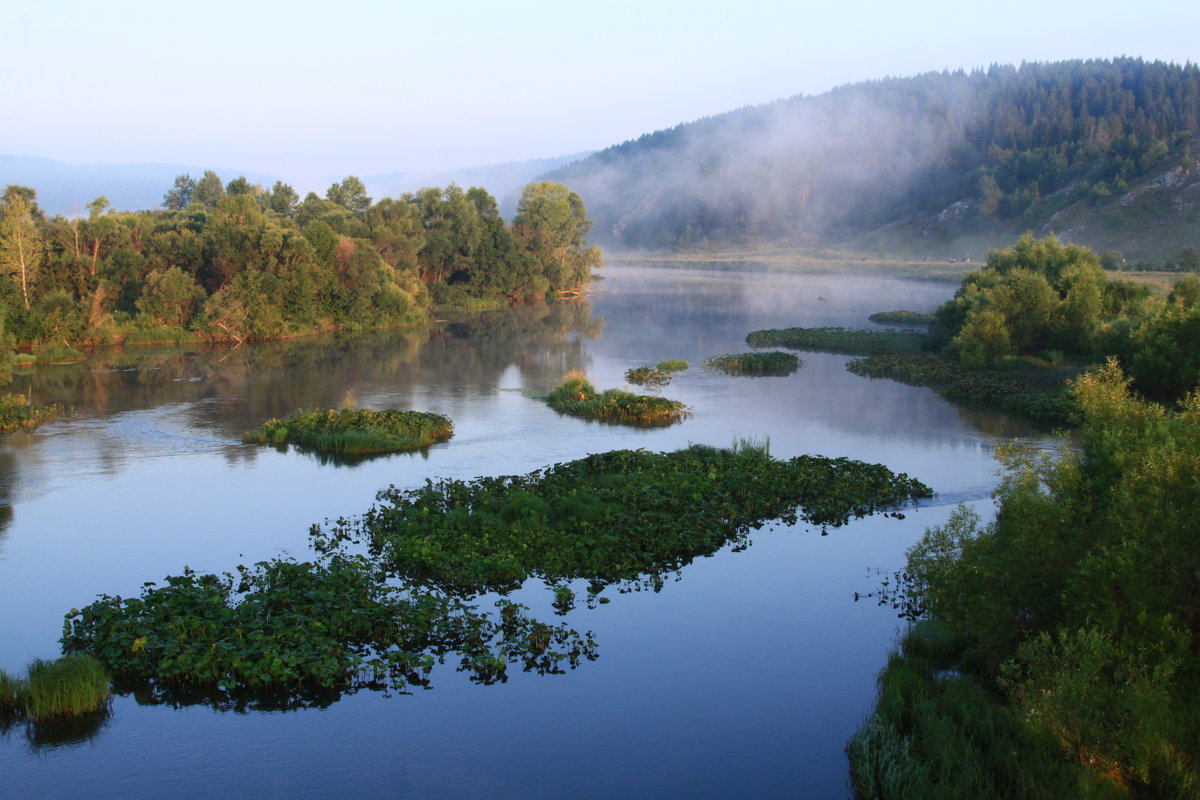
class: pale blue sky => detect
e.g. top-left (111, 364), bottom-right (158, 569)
top-left (2, 0), bottom-right (1196, 180)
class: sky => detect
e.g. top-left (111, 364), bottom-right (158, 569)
top-left (2, 0), bottom-right (1198, 183)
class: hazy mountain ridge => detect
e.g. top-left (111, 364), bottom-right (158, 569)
top-left (541, 58), bottom-right (1200, 260)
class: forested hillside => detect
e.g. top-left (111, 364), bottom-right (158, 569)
top-left (544, 58), bottom-right (1200, 259)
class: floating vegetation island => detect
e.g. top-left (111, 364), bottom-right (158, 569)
top-left (625, 359), bottom-right (688, 387)
top-left (243, 408), bottom-right (453, 457)
top-left (547, 371), bottom-right (690, 426)
top-left (315, 441), bottom-right (933, 595)
top-left (704, 352), bottom-right (802, 376)
top-left (747, 326), bottom-right (929, 355)
top-left (63, 441), bottom-right (930, 703)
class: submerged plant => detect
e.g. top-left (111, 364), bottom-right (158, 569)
top-left (243, 407), bottom-right (453, 457)
top-left (704, 352), bottom-right (802, 376)
top-left (547, 371), bottom-right (690, 426)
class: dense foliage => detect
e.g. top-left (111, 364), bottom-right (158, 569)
top-left (313, 442), bottom-right (933, 596)
top-left (243, 408), bottom-right (453, 458)
top-left (546, 58), bottom-right (1200, 251)
top-left (703, 352), bottom-right (802, 376)
top-left (546, 371), bottom-right (690, 426)
top-left (852, 362), bottom-right (1200, 798)
top-left (0, 178), bottom-right (600, 366)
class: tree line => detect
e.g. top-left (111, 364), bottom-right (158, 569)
top-left (0, 175), bottom-right (601, 376)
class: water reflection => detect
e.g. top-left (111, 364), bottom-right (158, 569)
top-left (1, 705), bottom-right (111, 752)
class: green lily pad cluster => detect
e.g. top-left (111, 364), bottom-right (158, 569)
top-left (62, 556), bottom-right (595, 705)
top-left (314, 443), bottom-right (933, 596)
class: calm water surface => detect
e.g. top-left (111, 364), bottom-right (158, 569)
top-left (0, 265), bottom-right (1048, 798)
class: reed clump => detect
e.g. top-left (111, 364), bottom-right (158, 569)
top-left (0, 655), bottom-right (111, 720)
top-left (547, 371), bottom-right (690, 426)
top-left (243, 407), bottom-right (453, 455)
top-left (704, 352), bottom-right (802, 376)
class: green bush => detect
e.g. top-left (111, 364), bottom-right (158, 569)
top-left (244, 407), bottom-right (453, 456)
top-left (547, 371), bottom-right (690, 426)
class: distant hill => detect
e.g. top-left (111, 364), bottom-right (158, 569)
top-left (541, 58), bottom-right (1200, 261)
top-left (0, 156), bottom-right (281, 216)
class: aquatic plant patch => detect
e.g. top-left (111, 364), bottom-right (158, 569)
top-left (62, 556), bottom-right (595, 701)
top-left (0, 393), bottom-right (68, 434)
top-left (868, 311), bottom-right (936, 327)
top-left (655, 359), bottom-right (688, 372)
top-left (547, 372), bottom-right (689, 426)
top-left (314, 443), bottom-right (933, 596)
top-left (746, 326), bottom-right (930, 355)
top-left (243, 408), bottom-right (453, 456)
top-left (624, 366), bottom-right (674, 387)
top-left (846, 353), bottom-right (1080, 427)
top-left (704, 352), bottom-right (802, 376)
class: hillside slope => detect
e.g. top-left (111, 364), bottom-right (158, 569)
top-left (542, 58), bottom-right (1200, 261)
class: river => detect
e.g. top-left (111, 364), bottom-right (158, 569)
top-left (0, 264), bottom-right (1047, 798)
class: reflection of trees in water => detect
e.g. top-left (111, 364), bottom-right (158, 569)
top-left (952, 404), bottom-right (1042, 440)
top-left (0, 504), bottom-right (12, 547)
top-left (1, 704), bottom-right (111, 752)
top-left (2, 300), bottom-right (604, 478)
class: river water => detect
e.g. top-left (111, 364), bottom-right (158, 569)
top-left (0, 264), bottom-right (1046, 798)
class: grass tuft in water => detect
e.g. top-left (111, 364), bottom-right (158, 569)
top-left (747, 326), bottom-right (930, 355)
top-left (243, 408), bottom-right (453, 456)
top-left (0, 655), bottom-right (111, 721)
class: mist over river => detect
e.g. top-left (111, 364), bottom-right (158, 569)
top-left (0, 264), bottom-right (1049, 798)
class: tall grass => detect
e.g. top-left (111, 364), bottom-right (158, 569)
top-left (0, 655), bottom-right (111, 721)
